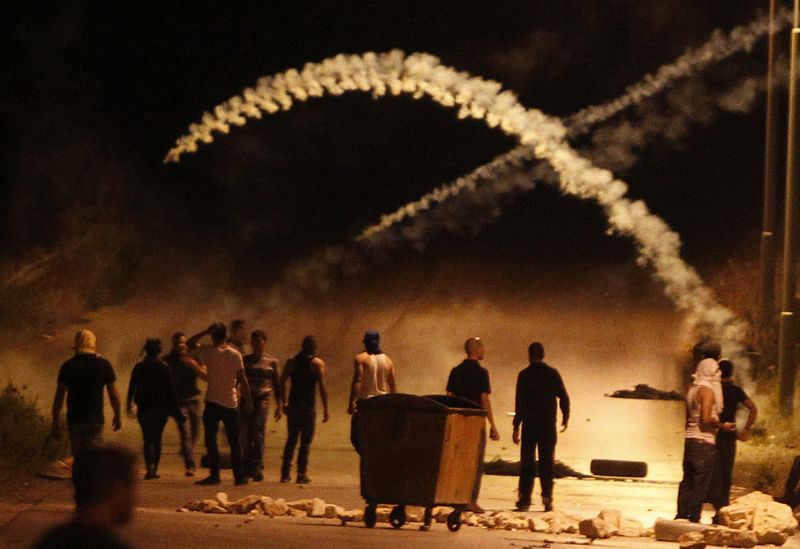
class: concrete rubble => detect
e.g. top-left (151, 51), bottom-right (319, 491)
top-left (177, 490), bottom-right (797, 545)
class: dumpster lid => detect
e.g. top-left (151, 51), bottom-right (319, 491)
top-left (357, 393), bottom-right (486, 415)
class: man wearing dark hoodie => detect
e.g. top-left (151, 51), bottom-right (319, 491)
top-left (347, 330), bottom-right (398, 452)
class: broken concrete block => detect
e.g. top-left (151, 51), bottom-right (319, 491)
top-left (376, 506), bottom-right (391, 523)
top-left (307, 498), bottom-right (326, 517)
top-left (229, 494), bottom-right (262, 514)
top-left (529, 517), bottom-right (549, 532)
top-left (492, 512), bottom-right (512, 529)
top-left (618, 517), bottom-right (644, 537)
top-left (405, 506), bottom-right (425, 522)
top-left (507, 518), bottom-right (529, 530)
top-left (264, 497), bottom-right (288, 516)
top-left (540, 510), bottom-right (575, 534)
top-left (703, 526), bottom-right (757, 548)
top-left (215, 492), bottom-right (229, 506)
top-left (338, 509), bottom-right (364, 524)
top-left (287, 499), bottom-right (314, 512)
top-left (678, 531), bottom-right (706, 549)
top-left (757, 530), bottom-right (789, 546)
top-left (654, 518), bottom-right (709, 542)
top-left (579, 517), bottom-right (610, 539)
top-left (598, 509), bottom-right (621, 535)
top-left (323, 504), bottom-right (342, 519)
top-left (432, 506), bottom-right (453, 523)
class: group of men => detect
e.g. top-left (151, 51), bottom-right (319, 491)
top-left (52, 324), bottom-right (573, 513)
top-left (676, 342), bottom-right (758, 523)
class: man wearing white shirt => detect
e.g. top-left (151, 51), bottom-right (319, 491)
top-left (188, 322), bottom-right (253, 486)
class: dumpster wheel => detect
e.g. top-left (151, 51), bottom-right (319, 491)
top-left (364, 504), bottom-right (377, 528)
top-left (389, 505), bottom-right (406, 529)
top-left (446, 510), bottom-right (462, 532)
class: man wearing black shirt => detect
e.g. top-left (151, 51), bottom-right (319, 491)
top-left (706, 359), bottom-right (757, 522)
top-left (446, 337), bottom-right (500, 513)
top-left (51, 330), bottom-right (122, 455)
top-left (513, 342), bottom-right (570, 512)
top-left (164, 331), bottom-right (202, 476)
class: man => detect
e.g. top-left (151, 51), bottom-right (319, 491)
top-left (164, 331), bottom-right (202, 476)
top-left (347, 330), bottom-right (397, 452)
top-left (512, 342), bottom-right (570, 512)
top-left (279, 335), bottom-right (329, 484)
top-left (188, 322), bottom-right (253, 486)
top-left (241, 329), bottom-right (282, 481)
top-left (676, 344), bottom-right (736, 523)
top-left (706, 358), bottom-right (757, 522)
top-left (227, 319), bottom-right (248, 354)
top-left (51, 329), bottom-right (122, 455)
top-left (33, 445), bottom-right (137, 549)
top-left (446, 337), bottom-right (500, 513)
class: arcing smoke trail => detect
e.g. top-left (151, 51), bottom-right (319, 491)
top-left (165, 51), bottom-right (747, 354)
top-left (565, 6), bottom-right (793, 136)
top-left (357, 8), bottom-right (793, 242)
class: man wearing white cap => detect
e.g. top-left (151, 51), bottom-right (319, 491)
top-left (51, 329), bottom-right (122, 455)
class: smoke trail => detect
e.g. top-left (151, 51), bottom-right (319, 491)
top-left (164, 50), bottom-right (747, 354)
top-left (357, 8), bottom-right (793, 243)
top-left (564, 6), bottom-right (793, 136)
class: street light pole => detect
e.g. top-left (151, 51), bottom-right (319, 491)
top-left (777, 0), bottom-right (800, 417)
top-left (761, 0), bottom-right (780, 325)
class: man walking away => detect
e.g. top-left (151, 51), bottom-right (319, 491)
top-left (33, 445), bottom-right (137, 549)
top-left (706, 358), bottom-right (757, 522)
top-left (279, 335), bottom-right (329, 484)
top-left (676, 346), bottom-right (736, 523)
top-left (348, 330), bottom-right (397, 452)
top-left (164, 331), bottom-right (202, 477)
top-left (513, 342), bottom-right (570, 512)
top-left (188, 323), bottom-right (253, 486)
top-left (446, 337), bottom-right (500, 513)
top-left (241, 329), bottom-right (282, 481)
top-left (51, 329), bottom-right (122, 455)
top-left (126, 339), bottom-right (184, 480)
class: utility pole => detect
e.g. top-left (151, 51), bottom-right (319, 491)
top-left (777, 0), bottom-right (800, 417)
top-left (761, 0), bottom-right (780, 325)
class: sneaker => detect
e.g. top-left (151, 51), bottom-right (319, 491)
top-left (234, 478), bottom-right (248, 486)
top-left (280, 475), bottom-right (290, 483)
top-left (296, 474), bottom-right (312, 484)
top-left (252, 471), bottom-right (264, 482)
top-left (515, 502), bottom-right (530, 512)
top-left (144, 471), bottom-right (156, 480)
top-left (195, 476), bottom-right (221, 486)
top-left (543, 500), bottom-right (553, 512)
top-left (185, 468), bottom-right (195, 477)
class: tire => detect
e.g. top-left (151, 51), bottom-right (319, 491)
top-left (447, 510), bottom-right (462, 532)
top-left (364, 504), bottom-right (377, 528)
top-left (589, 459), bottom-right (648, 478)
top-left (389, 506), bottom-right (406, 529)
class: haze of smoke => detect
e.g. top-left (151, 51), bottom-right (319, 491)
top-left (564, 5), bottom-right (792, 136)
top-left (164, 50), bottom-right (747, 357)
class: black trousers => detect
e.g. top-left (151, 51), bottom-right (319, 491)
top-left (203, 401), bottom-right (243, 481)
top-left (137, 411), bottom-right (169, 473)
top-left (706, 434), bottom-right (736, 508)
top-left (517, 423), bottom-right (557, 505)
top-left (676, 439), bottom-right (717, 522)
top-left (282, 405), bottom-right (316, 477)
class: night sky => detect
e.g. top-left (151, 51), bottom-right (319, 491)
top-left (2, 1), bottom-right (783, 332)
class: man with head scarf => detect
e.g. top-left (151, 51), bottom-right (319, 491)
top-left (51, 329), bottom-right (123, 455)
top-left (675, 343), bottom-right (736, 523)
top-left (347, 330), bottom-right (397, 452)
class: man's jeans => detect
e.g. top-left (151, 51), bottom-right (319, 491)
top-left (517, 424), bottom-right (557, 505)
top-left (67, 422), bottom-right (103, 456)
top-left (203, 401), bottom-right (244, 481)
top-left (281, 405), bottom-right (316, 477)
top-left (241, 395), bottom-right (269, 475)
top-left (176, 400), bottom-right (201, 469)
top-left (676, 438), bottom-right (717, 522)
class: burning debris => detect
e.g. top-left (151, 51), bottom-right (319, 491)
top-left (606, 384), bottom-right (683, 401)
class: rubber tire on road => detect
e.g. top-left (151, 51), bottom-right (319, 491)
top-left (364, 504), bottom-right (377, 528)
top-left (447, 510), bottom-right (462, 532)
top-left (389, 506), bottom-right (406, 529)
top-left (589, 459), bottom-right (648, 478)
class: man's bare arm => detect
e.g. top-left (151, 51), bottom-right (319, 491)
top-left (738, 398), bottom-right (758, 441)
top-left (107, 383), bottom-right (122, 431)
top-left (51, 383), bottom-right (67, 438)
top-left (316, 358), bottom-right (330, 422)
top-left (187, 324), bottom-right (215, 350)
top-left (348, 358), bottom-right (362, 414)
top-left (481, 393), bottom-right (500, 441)
top-left (698, 387), bottom-right (734, 431)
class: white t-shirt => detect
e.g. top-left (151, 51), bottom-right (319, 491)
top-left (195, 344), bottom-right (243, 409)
